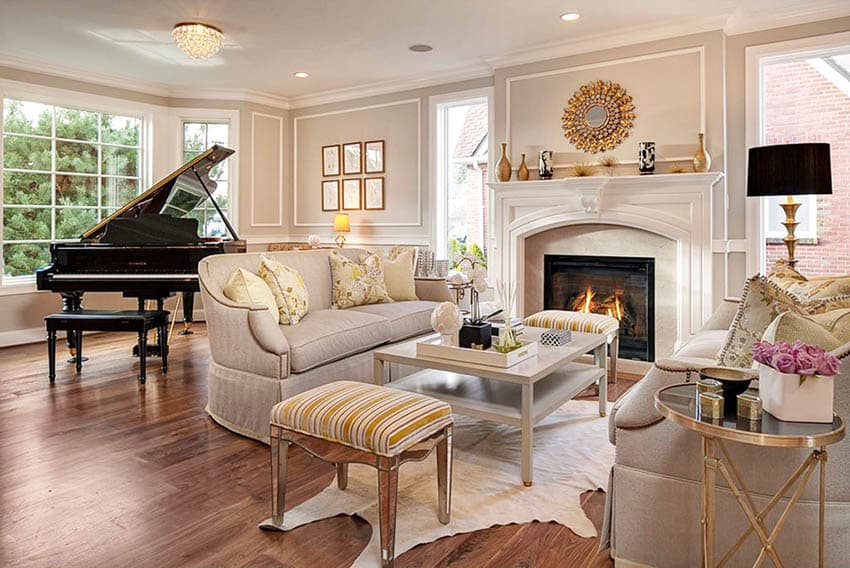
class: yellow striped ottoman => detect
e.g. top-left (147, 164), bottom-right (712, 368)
top-left (524, 309), bottom-right (620, 382)
top-left (259, 380), bottom-right (453, 568)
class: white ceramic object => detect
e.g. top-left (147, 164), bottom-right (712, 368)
top-left (447, 271), bottom-right (469, 285)
top-left (431, 302), bottom-right (463, 345)
top-left (307, 234), bottom-right (321, 248)
top-left (759, 364), bottom-right (834, 423)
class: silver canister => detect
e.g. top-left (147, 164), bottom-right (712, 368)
top-left (699, 392), bottom-right (724, 420)
top-left (737, 393), bottom-right (763, 421)
top-left (697, 378), bottom-right (723, 396)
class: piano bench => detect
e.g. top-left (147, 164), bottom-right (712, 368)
top-left (44, 310), bottom-right (170, 385)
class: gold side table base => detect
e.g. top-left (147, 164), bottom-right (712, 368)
top-left (702, 437), bottom-right (828, 568)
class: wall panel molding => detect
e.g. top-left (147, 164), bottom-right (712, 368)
top-left (250, 112), bottom-right (284, 227)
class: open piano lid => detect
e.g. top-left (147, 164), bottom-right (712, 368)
top-left (81, 145), bottom-right (237, 242)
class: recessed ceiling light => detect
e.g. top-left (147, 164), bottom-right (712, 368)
top-left (560, 12), bottom-right (581, 22)
top-left (409, 44), bottom-right (433, 53)
top-left (294, 71), bottom-right (310, 78)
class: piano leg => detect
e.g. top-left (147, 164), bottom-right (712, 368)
top-left (61, 291), bottom-right (88, 364)
top-left (179, 291), bottom-right (195, 335)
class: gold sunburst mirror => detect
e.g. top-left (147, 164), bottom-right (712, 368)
top-left (561, 80), bottom-right (636, 154)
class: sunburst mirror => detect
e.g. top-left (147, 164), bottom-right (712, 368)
top-left (561, 80), bottom-right (636, 154)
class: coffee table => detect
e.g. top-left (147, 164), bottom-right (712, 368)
top-left (372, 327), bottom-right (608, 486)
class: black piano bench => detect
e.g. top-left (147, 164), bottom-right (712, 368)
top-left (44, 310), bottom-right (169, 384)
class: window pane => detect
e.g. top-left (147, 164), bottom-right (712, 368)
top-left (3, 99), bottom-right (51, 136)
top-left (3, 243), bottom-right (50, 278)
top-left (55, 174), bottom-right (97, 206)
top-left (101, 177), bottom-right (138, 208)
top-left (56, 208), bottom-right (97, 239)
top-left (3, 135), bottom-right (51, 170)
top-left (210, 162), bottom-right (227, 181)
top-left (101, 146), bottom-right (138, 177)
top-left (183, 150), bottom-right (201, 162)
top-left (55, 107), bottom-right (98, 141)
top-left (205, 212), bottom-right (226, 237)
top-left (102, 115), bottom-right (140, 146)
top-left (3, 207), bottom-right (51, 240)
top-left (3, 172), bottom-right (51, 205)
top-left (56, 140), bottom-right (97, 173)
top-left (207, 123), bottom-right (228, 146)
top-left (213, 181), bottom-right (228, 208)
top-left (183, 123), bottom-right (206, 151)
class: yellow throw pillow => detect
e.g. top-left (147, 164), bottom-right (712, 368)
top-left (329, 250), bottom-right (393, 309)
top-left (222, 267), bottom-right (279, 324)
top-left (257, 256), bottom-right (310, 325)
top-left (381, 250), bottom-right (418, 301)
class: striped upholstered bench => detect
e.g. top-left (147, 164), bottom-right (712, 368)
top-left (259, 380), bottom-right (453, 568)
top-left (524, 310), bottom-right (620, 382)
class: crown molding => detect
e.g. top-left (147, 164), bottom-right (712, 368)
top-left (168, 87), bottom-right (291, 109)
top-left (286, 64), bottom-right (492, 109)
top-left (724, 1), bottom-right (850, 35)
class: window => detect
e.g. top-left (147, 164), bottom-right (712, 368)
top-left (182, 121), bottom-right (230, 237)
top-left (433, 91), bottom-right (491, 268)
top-left (2, 98), bottom-right (142, 280)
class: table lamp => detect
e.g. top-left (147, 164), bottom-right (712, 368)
top-left (333, 213), bottom-right (350, 248)
top-left (747, 143), bottom-right (832, 268)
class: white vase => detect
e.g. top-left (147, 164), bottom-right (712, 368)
top-left (758, 364), bottom-right (834, 423)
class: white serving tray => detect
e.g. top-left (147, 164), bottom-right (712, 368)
top-left (416, 338), bottom-right (539, 368)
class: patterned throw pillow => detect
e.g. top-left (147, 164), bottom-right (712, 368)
top-left (222, 267), bottom-right (280, 324)
top-left (717, 275), bottom-right (806, 368)
top-left (257, 256), bottom-right (310, 325)
top-left (329, 250), bottom-right (393, 309)
top-left (767, 259), bottom-right (850, 299)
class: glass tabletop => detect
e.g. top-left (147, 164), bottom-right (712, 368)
top-left (655, 383), bottom-right (845, 448)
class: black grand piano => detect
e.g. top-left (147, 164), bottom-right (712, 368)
top-left (37, 144), bottom-right (245, 352)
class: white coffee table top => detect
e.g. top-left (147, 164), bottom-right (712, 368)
top-left (373, 327), bottom-right (607, 385)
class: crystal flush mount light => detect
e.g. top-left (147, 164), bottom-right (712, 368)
top-left (172, 22), bottom-right (224, 60)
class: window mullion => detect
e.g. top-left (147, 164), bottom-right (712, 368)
top-left (50, 104), bottom-right (56, 243)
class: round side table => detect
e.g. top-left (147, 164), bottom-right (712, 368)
top-left (655, 383), bottom-right (845, 568)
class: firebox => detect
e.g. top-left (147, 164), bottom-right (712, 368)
top-left (543, 255), bottom-right (655, 362)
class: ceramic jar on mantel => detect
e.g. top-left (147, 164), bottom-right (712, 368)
top-left (517, 154), bottom-right (529, 181)
top-left (497, 143), bottom-right (512, 182)
top-left (693, 132), bottom-right (711, 173)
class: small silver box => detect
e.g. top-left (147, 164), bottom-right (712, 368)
top-left (540, 328), bottom-right (571, 347)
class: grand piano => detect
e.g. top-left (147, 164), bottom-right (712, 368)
top-left (37, 144), bottom-right (245, 352)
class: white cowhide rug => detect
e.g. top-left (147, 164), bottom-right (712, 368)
top-left (276, 399), bottom-right (614, 567)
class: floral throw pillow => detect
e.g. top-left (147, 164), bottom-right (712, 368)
top-left (257, 256), bottom-right (310, 325)
top-left (329, 250), bottom-right (393, 309)
top-left (767, 259), bottom-right (850, 300)
top-left (717, 275), bottom-right (806, 368)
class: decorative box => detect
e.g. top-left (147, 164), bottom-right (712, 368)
top-left (758, 364), bottom-right (834, 423)
top-left (540, 328), bottom-right (571, 347)
top-left (459, 322), bottom-right (492, 350)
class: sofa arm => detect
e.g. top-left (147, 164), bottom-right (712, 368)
top-left (415, 277), bottom-right (454, 303)
top-left (699, 298), bottom-right (740, 332)
top-left (609, 359), bottom-right (704, 444)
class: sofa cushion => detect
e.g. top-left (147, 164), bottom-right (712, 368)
top-left (222, 267), bottom-right (279, 324)
top-left (281, 309), bottom-right (390, 373)
top-left (381, 250), bottom-right (419, 301)
top-left (329, 250), bottom-right (393, 309)
top-left (675, 329), bottom-right (726, 361)
top-left (768, 259), bottom-right (850, 299)
top-left (258, 256), bottom-right (310, 325)
top-left (350, 300), bottom-right (437, 341)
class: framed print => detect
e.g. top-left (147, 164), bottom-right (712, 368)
top-left (342, 142), bottom-right (362, 175)
top-left (364, 140), bottom-right (385, 174)
top-left (342, 178), bottom-right (362, 210)
top-left (364, 177), bottom-right (384, 210)
top-left (322, 144), bottom-right (340, 177)
top-left (321, 179), bottom-right (340, 211)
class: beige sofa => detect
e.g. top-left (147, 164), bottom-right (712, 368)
top-left (604, 299), bottom-right (850, 567)
top-left (198, 248), bottom-right (452, 443)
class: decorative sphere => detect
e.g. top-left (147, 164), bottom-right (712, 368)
top-left (447, 271), bottom-right (469, 285)
top-left (307, 234), bottom-right (321, 248)
top-left (431, 302), bottom-right (463, 335)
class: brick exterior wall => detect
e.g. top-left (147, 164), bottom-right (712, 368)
top-left (763, 60), bottom-right (850, 275)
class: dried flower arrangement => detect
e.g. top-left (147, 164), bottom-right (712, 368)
top-left (598, 155), bottom-right (619, 176)
top-left (572, 162), bottom-right (597, 177)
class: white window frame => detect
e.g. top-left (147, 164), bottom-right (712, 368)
top-left (745, 31), bottom-right (850, 275)
top-left (0, 79), bottom-right (159, 290)
top-left (428, 87), bottom-right (494, 260)
top-left (170, 108), bottom-right (239, 235)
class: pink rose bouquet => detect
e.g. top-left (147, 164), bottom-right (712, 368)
top-left (753, 340), bottom-right (841, 384)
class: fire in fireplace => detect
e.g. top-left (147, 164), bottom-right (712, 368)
top-left (544, 255), bottom-right (655, 361)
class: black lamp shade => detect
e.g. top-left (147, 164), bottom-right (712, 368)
top-left (747, 143), bottom-right (832, 197)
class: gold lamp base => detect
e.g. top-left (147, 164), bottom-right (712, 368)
top-left (779, 194), bottom-right (801, 269)
top-left (335, 233), bottom-right (346, 248)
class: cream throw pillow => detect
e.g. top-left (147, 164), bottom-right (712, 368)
top-left (761, 309), bottom-right (850, 352)
top-left (257, 256), bottom-right (310, 325)
top-left (381, 250), bottom-right (418, 301)
top-left (222, 267), bottom-right (279, 324)
top-left (329, 250), bottom-right (393, 309)
top-left (767, 259), bottom-right (850, 299)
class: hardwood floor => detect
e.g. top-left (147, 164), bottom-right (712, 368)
top-left (0, 325), bottom-right (638, 568)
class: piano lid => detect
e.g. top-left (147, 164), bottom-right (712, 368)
top-left (81, 144), bottom-right (237, 242)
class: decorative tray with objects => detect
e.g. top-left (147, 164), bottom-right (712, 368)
top-left (416, 338), bottom-right (539, 368)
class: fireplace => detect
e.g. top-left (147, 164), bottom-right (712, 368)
top-left (544, 255), bottom-right (655, 362)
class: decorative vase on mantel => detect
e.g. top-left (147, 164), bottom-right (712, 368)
top-left (517, 154), bottom-right (529, 181)
top-left (693, 132), bottom-right (711, 173)
top-left (497, 143), bottom-right (512, 182)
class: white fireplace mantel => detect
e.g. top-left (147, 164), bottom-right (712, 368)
top-left (489, 172), bottom-right (724, 348)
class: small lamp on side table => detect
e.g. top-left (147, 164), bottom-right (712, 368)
top-left (747, 143), bottom-right (832, 269)
top-left (333, 213), bottom-right (350, 248)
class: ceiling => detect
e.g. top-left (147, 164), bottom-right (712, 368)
top-left (0, 0), bottom-right (848, 105)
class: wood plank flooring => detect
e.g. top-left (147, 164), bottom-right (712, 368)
top-left (0, 325), bottom-right (637, 568)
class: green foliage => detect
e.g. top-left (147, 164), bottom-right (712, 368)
top-left (3, 243), bottom-right (49, 277)
top-left (449, 237), bottom-right (487, 270)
